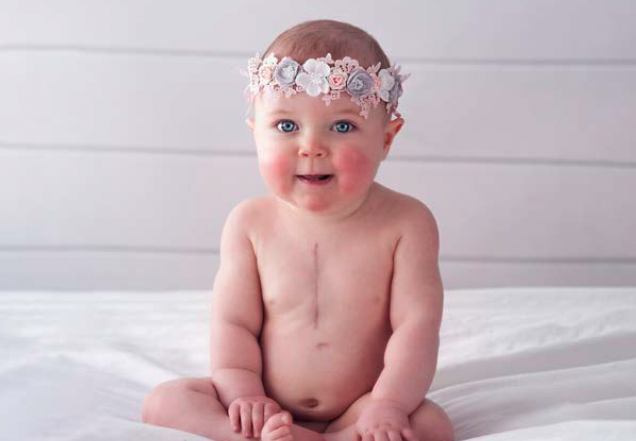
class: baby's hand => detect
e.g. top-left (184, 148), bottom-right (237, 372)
top-left (356, 399), bottom-right (419, 441)
top-left (229, 395), bottom-right (282, 438)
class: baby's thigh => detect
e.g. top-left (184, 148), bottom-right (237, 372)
top-left (153, 377), bottom-right (218, 398)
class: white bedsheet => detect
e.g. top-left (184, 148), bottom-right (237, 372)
top-left (1, 287), bottom-right (635, 441)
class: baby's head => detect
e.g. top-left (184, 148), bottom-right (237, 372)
top-left (243, 19), bottom-right (407, 220)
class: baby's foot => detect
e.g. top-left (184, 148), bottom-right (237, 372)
top-left (260, 411), bottom-right (293, 441)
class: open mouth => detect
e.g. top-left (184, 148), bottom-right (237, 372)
top-left (296, 174), bottom-right (334, 184)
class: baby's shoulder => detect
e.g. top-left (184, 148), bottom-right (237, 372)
top-left (376, 186), bottom-right (439, 247)
top-left (378, 185), bottom-right (437, 227)
top-left (223, 195), bottom-right (276, 236)
top-left (226, 195), bottom-right (273, 223)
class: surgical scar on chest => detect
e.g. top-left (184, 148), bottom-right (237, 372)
top-left (311, 243), bottom-right (329, 350)
top-left (312, 242), bottom-right (319, 329)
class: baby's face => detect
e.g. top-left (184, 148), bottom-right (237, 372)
top-left (246, 90), bottom-right (404, 220)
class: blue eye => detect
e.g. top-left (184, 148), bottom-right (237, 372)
top-left (276, 120), bottom-right (297, 133)
top-left (275, 120), bottom-right (355, 133)
top-left (333, 121), bottom-right (354, 133)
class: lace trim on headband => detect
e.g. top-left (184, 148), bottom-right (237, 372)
top-left (239, 52), bottom-right (410, 119)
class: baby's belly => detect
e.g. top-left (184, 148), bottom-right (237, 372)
top-left (260, 317), bottom-right (391, 421)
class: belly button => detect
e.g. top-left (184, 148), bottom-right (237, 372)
top-left (316, 342), bottom-right (328, 349)
top-left (301, 398), bottom-right (320, 408)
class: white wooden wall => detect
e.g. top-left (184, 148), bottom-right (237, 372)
top-left (1, 0), bottom-right (635, 290)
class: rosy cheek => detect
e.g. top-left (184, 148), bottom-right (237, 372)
top-left (258, 151), bottom-right (294, 192)
top-left (333, 146), bottom-right (375, 193)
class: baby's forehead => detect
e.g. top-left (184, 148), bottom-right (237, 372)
top-left (255, 90), bottom-right (385, 122)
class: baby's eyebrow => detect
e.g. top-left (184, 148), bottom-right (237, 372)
top-left (268, 108), bottom-right (362, 118)
top-left (334, 109), bottom-right (364, 118)
top-left (268, 109), bottom-right (294, 115)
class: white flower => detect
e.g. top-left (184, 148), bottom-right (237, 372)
top-left (377, 69), bottom-right (396, 102)
top-left (295, 58), bottom-right (331, 97)
top-left (262, 53), bottom-right (278, 67)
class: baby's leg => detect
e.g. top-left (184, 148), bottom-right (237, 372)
top-left (142, 377), bottom-right (328, 441)
top-left (142, 376), bottom-right (248, 441)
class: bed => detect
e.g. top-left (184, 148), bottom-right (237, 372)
top-left (2, 286), bottom-right (635, 440)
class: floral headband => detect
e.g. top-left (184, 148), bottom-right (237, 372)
top-left (240, 52), bottom-right (410, 119)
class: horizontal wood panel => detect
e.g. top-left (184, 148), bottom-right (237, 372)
top-left (440, 261), bottom-right (636, 289)
top-left (1, 1), bottom-right (635, 60)
top-left (1, 54), bottom-right (635, 164)
top-left (1, 253), bottom-right (635, 290)
top-left (0, 252), bottom-right (219, 291)
top-left (378, 161), bottom-right (636, 259)
top-left (1, 150), bottom-right (634, 259)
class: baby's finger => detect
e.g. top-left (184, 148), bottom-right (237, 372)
top-left (387, 430), bottom-right (403, 441)
top-left (252, 402), bottom-right (265, 437)
top-left (401, 427), bottom-right (419, 441)
top-left (373, 431), bottom-right (389, 441)
top-left (228, 402), bottom-right (241, 433)
top-left (263, 403), bottom-right (280, 425)
top-left (268, 425), bottom-right (292, 439)
top-left (240, 402), bottom-right (253, 437)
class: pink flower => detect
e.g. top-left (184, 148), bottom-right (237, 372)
top-left (247, 53), bottom-right (261, 73)
top-left (328, 68), bottom-right (347, 90)
top-left (335, 56), bottom-right (359, 73)
top-left (258, 65), bottom-right (274, 85)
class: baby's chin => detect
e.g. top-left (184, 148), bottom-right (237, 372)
top-left (274, 192), bottom-right (341, 218)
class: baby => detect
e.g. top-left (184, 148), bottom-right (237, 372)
top-left (142, 19), bottom-right (454, 441)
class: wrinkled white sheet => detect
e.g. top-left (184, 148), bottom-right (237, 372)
top-left (1, 287), bottom-right (635, 441)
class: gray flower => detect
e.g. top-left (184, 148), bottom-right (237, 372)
top-left (388, 76), bottom-right (403, 105)
top-left (274, 58), bottom-right (300, 87)
top-left (346, 68), bottom-right (374, 99)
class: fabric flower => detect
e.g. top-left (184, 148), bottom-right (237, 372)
top-left (377, 69), bottom-right (396, 102)
top-left (388, 76), bottom-right (403, 105)
top-left (274, 58), bottom-right (300, 87)
top-left (335, 56), bottom-right (359, 73)
top-left (249, 73), bottom-right (260, 93)
top-left (258, 65), bottom-right (274, 85)
top-left (328, 68), bottom-right (347, 90)
top-left (247, 53), bottom-right (261, 73)
top-left (262, 53), bottom-right (278, 67)
top-left (295, 58), bottom-right (331, 97)
top-left (346, 68), bottom-right (374, 99)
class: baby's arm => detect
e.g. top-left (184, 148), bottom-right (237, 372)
top-left (209, 201), bottom-right (266, 409)
top-left (370, 201), bottom-right (443, 414)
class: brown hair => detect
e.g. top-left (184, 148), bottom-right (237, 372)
top-left (262, 19), bottom-right (391, 71)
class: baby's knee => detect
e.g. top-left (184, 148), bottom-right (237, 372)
top-left (142, 377), bottom-right (211, 424)
top-left (409, 399), bottom-right (455, 441)
top-left (142, 379), bottom-right (179, 424)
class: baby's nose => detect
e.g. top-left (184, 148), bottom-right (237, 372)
top-left (298, 146), bottom-right (328, 158)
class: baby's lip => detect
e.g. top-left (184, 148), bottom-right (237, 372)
top-left (296, 174), bottom-right (334, 182)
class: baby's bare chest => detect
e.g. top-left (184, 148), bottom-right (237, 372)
top-left (256, 231), bottom-right (398, 326)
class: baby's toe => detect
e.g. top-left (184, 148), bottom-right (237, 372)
top-left (267, 425), bottom-right (292, 441)
top-left (262, 411), bottom-right (294, 439)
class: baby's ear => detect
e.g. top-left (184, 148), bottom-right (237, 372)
top-left (382, 117), bottom-right (405, 160)
top-left (245, 118), bottom-right (255, 132)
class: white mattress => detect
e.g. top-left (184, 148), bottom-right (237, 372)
top-left (1, 287), bottom-right (635, 441)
